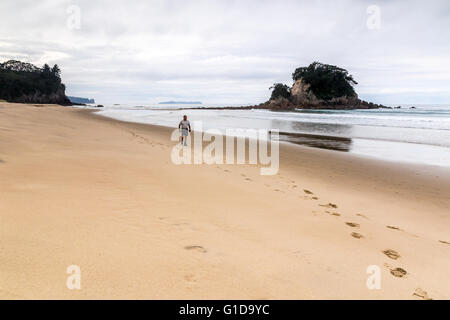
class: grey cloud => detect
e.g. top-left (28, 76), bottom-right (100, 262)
top-left (1, 0), bottom-right (450, 104)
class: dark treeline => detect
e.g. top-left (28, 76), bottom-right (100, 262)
top-left (0, 60), bottom-right (66, 102)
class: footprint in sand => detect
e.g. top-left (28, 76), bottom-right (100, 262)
top-left (224, 169), bottom-right (231, 173)
top-left (383, 249), bottom-right (401, 260)
top-left (304, 190), bottom-right (314, 195)
top-left (330, 213), bottom-right (341, 217)
top-left (312, 197), bottom-right (319, 200)
top-left (184, 274), bottom-right (196, 283)
top-left (325, 211), bottom-right (340, 217)
top-left (413, 288), bottom-right (432, 300)
top-left (184, 245), bottom-right (207, 253)
top-left (356, 214), bottom-right (368, 219)
top-left (245, 178), bottom-right (252, 182)
top-left (387, 226), bottom-right (401, 231)
top-left (172, 222), bottom-right (190, 227)
top-left (320, 203), bottom-right (338, 209)
top-left (0, 159), bottom-right (4, 164)
top-left (439, 240), bottom-right (450, 245)
top-left (351, 232), bottom-right (364, 239)
top-left (346, 222), bottom-right (360, 228)
top-left (390, 267), bottom-right (407, 278)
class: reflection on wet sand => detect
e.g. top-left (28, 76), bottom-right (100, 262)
top-left (290, 121), bottom-right (353, 135)
top-left (269, 120), bottom-right (354, 152)
top-left (272, 131), bottom-right (352, 152)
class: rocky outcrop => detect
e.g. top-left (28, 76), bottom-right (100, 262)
top-left (0, 60), bottom-right (72, 105)
top-left (184, 64), bottom-right (389, 111)
top-left (266, 78), bottom-right (388, 110)
top-left (67, 96), bottom-right (96, 104)
top-left (10, 88), bottom-right (71, 105)
top-left (290, 79), bottom-right (319, 105)
top-left (264, 97), bottom-right (297, 111)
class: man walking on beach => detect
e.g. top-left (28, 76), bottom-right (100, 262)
top-left (179, 115), bottom-right (191, 146)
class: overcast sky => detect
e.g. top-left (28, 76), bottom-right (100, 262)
top-left (1, 0), bottom-right (449, 105)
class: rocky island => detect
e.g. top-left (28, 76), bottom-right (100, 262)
top-left (258, 62), bottom-right (388, 110)
top-left (176, 62), bottom-right (387, 112)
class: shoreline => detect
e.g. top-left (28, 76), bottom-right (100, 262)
top-left (95, 105), bottom-right (450, 168)
top-left (92, 108), bottom-right (450, 209)
top-left (1, 102), bottom-right (450, 299)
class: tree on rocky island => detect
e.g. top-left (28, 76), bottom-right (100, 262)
top-left (292, 62), bottom-right (358, 101)
top-left (269, 83), bottom-right (291, 100)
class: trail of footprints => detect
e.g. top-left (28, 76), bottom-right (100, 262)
top-left (338, 210), bottom-right (413, 281)
top-left (129, 130), bottom-right (169, 149)
top-left (225, 169), bottom-right (444, 299)
top-left (217, 167), bottom-right (323, 196)
top-left (170, 161), bottom-right (446, 298)
top-left (216, 167), bottom-right (442, 299)
top-left (297, 188), bottom-right (447, 300)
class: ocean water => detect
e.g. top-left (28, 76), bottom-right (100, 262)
top-left (95, 103), bottom-right (450, 168)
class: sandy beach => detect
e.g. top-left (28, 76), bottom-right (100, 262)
top-left (1, 102), bottom-right (450, 300)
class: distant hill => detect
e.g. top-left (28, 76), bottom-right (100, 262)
top-left (159, 101), bottom-right (202, 105)
top-left (0, 60), bottom-right (70, 104)
top-left (68, 96), bottom-right (96, 104)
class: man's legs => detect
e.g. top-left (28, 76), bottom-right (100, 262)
top-left (180, 131), bottom-right (188, 146)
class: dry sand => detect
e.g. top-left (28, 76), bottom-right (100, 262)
top-left (1, 102), bottom-right (450, 300)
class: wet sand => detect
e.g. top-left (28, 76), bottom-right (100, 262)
top-left (1, 102), bottom-right (450, 299)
